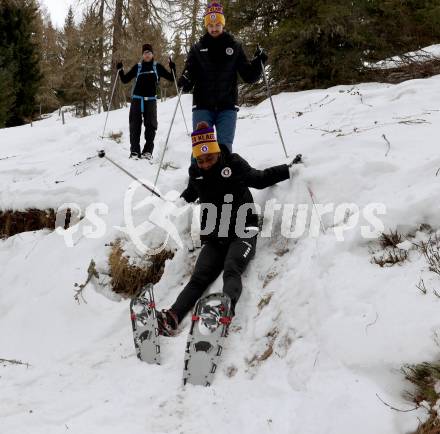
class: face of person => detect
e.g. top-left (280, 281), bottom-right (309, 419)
top-left (196, 153), bottom-right (220, 170)
top-left (143, 50), bottom-right (153, 62)
top-left (207, 22), bottom-right (224, 38)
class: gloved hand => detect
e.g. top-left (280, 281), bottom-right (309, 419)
top-left (288, 154), bottom-right (303, 178)
top-left (168, 57), bottom-right (176, 75)
top-left (177, 74), bottom-right (192, 92)
top-left (254, 46), bottom-right (268, 64)
top-left (288, 154), bottom-right (303, 167)
top-left (116, 61), bottom-right (123, 70)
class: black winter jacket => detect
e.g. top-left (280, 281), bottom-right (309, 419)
top-left (181, 147), bottom-right (290, 243)
top-left (179, 32), bottom-right (263, 111)
top-left (119, 61), bottom-right (174, 98)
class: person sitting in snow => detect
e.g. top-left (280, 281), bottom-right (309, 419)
top-left (117, 44), bottom-right (176, 160)
top-left (177, 2), bottom-right (268, 153)
top-left (156, 121), bottom-right (300, 335)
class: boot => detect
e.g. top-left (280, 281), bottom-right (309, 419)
top-left (156, 309), bottom-right (178, 336)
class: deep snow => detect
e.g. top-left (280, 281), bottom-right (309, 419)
top-left (1, 75), bottom-right (440, 434)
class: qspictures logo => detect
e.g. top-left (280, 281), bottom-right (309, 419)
top-left (55, 181), bottom-right (387, 254)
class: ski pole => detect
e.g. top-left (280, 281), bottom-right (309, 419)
top-left (152, 88), bottom-right (184, 193)
top-left (259, 46), bottom-right (288, 159)
top-left (288, 153), bottom-right (324, 233)
top-left (306, 184), bottom-right (326, 234)
top-left (97, 150), bottom-right (163, 199)
top-left (170, 57), bottom-right (189, 136)
top-left (101, 69), bottom-right (119, 139)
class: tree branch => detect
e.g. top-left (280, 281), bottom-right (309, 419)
top-left (375, 393), bottom-right (419, 412)
top-left (0, 358), bottom-right (31, 367)
top-left (382, 134), bottom-right (391, 157)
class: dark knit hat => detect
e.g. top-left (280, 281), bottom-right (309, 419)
top-left (142, 43), bottom-right (153, 54)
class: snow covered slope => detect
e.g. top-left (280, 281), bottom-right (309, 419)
top-left (1, 76), bottom-right (440, 434)
top-left (372, 43), bottom-right (440, 69)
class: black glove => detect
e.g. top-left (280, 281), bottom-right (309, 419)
top-left (116, 61), bottom-right (123, 70)
top-left (168, 57), bottom-right (176, 75)
top-left (254, 46), bottom-right (268, 64)
top-left (288, 154), bottom-right (303, 167)
top-left (177, 74), bottom-right (192, 92)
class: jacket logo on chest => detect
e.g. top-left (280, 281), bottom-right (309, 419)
top-left (226, 47), bottom-right (234, 56)
top-left (221, 167), bottom-right (232, 178)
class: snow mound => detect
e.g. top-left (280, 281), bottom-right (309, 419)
top-left (2, 75), bottom-right (440, 433)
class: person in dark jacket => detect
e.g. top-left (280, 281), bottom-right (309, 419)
top-left (177, 2), bottom-right (268, 152)
top-left (156, 122), bottom-right (298, 336)
top-left (117, 44), bottom-right (176, 159)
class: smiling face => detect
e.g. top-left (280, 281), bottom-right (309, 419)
top-left (207, 22), bottom-right (224, 38)
top-left (142, 50), bottom-right (154, 62)
top-left (196, 152), bottom-right (220, 170)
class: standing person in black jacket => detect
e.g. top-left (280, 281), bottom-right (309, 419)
top-left (156, 122), bottom-right (299, 336)
top-left (117, 44), bottom-right (176, 159)
top-left (177, 2), bottom-right (268, 152)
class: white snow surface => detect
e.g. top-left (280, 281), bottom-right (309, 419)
top-left (2, 76), bottom-right (440, 434)
top-left (370, 43), bottom-right (440, 69)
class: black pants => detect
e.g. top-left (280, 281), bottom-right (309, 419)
top-left (129, 99), bottom-right (157, 154)
top-left (171, 236), bottom-right (257, 323)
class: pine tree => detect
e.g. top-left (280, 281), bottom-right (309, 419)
top-left (0, 0), bottom-right (42, 127)
top-left (171, 33), bottom-right (185, 76)
top-left (0, 63), bottom-right (15, 128)
top-left (0, 3), bottom-right (16, 128)
top-left (76, 7), bottom-right (102, 116)
top-left (361, 0), bottom-right (440, 61)
top-left (226, 0), bottom-right (440, 92)
top-left (59, 7), bottom-right (82, 106)
top-left (268, 1), bottom-right (368, 88)
top-left (170, 0), bottom-right (203, 52)
top-left (37, 13), bottom-right (62, 113)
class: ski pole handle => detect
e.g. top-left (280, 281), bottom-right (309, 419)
top-left (97, 150), bottom-right (163, 198)
top-left (290, 154), bottom-right (302, 166)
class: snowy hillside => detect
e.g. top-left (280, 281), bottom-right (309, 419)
top-left (1, 75), bottom-right (440, 434)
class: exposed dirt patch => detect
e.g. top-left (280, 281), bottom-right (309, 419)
top-left (0, 209), bottom-right (56, 238)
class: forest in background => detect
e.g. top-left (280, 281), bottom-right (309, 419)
top-left (1, 0), bottom-right (440, 127)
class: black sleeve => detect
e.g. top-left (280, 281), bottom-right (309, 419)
top-left (157, 63), bottom-right (175, 82)
top-left (234, 154), bottom-right (290, 189)
top-left (178, 47), bottom-right (197, 91)
top-left (236, 43), bottom-right (263, 84)
top-left (180, 178), bottom-right (199, 203)
top-left (119, 64), bottom-right (137, 84)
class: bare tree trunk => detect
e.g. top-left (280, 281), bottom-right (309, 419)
top-left (110, 0), bottom-right (123, 109)
top-left (190, 0), bottom-right (200, 47)
top-left (98, 0), bottom-right (107, 111)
